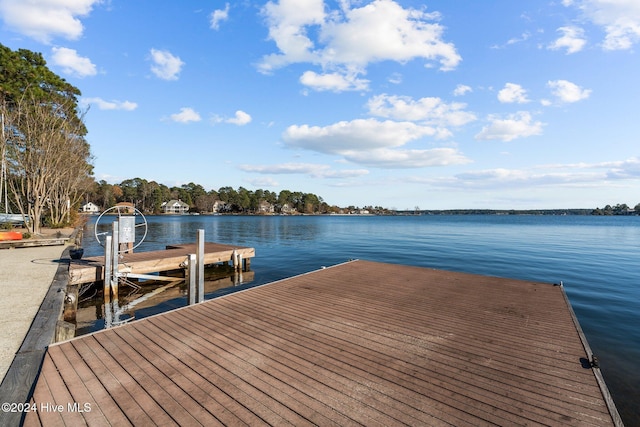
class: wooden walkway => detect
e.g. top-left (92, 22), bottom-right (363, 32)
top-left (69, 242), bottom-right (255, 285)
top-left (24, 260), bottom-right (620, 426)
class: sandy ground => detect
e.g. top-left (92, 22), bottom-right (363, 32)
top-left (0, 228), bottom-right (74, 383)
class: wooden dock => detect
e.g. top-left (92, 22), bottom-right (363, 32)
top-left (69, 242), bottom-right (255, 285)
top-left (23, 260), bottom-right (620, 426)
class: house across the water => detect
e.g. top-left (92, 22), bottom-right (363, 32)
top-left (79, 201), bottom-right (100, 214)
top-left (161, 199), bottom-right (190, 214)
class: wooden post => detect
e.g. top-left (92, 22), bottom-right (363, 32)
top-left (187, 254), bottom-right (196, 305)
top-left (196, 229), bottom-right (205, 303)
top-left (63, 284), bottom-right (79, 322)
top-left (232, 249), bottom-right (238, 272)
top-left (55, 320), bottom-right (76, 342)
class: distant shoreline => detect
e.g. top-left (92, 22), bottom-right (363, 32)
top-left (79, 208), bottom-right (639, 217)
top-left (394, 208), bottom-right (637, 216)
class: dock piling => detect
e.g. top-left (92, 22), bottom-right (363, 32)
top-left (110, 221), bottom-right (120, 305)
top-left (104, 235), bottom-right (112, 304)
top-left (232, 248), bottom-right (244, 273)
top-left (187, 253), bottom-right (196, 305)
top-left (196, 229), bottom-right (205, 303)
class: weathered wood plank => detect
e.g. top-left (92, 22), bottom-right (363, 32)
top-left (118, 323), bottom-right (260, 426)
top-left (104, 328), bottom-right (225, 425)
top-left (26, 355), bottom-right (65, 427)
top-left (45, 344), bottom-right (127, 426)
top-left (72, 337), bottom-right (161, 425)
top-left (0, 351), bottom-right (46, 427)
top-left (172, 306), bottom-right (452, 426)
top-left (34, 352), bottom-right (86, 426)
top-left (149, 313), bottom-right (344, 426)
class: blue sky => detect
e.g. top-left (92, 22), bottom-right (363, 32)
top-left (1, 0), bottom-right (639, 210)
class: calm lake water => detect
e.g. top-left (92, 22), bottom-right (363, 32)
top-left (82, 214), bottom-right (640, 424)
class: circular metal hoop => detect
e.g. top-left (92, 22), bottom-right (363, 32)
top-left (94, 205), bottom-right (148, 253)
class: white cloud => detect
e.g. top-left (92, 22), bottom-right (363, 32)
top-left (490, 32), bottom-right (532, 50)
top-left (226, 110), bottom-right (252, 126)
top-left (319, 1), bottom-right (460, 70)
top-left (547, 79), bottom-right (591, 103)
top-left (388, 72), bottom-right (402, 85)
top-left (475, 111), bottom-right (544, 142)
top-left (149, 49), bottom-right (184, 81)
top-left (603, 157), bottom-right (640, 179)
top-left (82, 97), bottom-right (138, 111)
top-left (247, 176), bottom-right (280, 187)
top-left (507, 32), bottom-right (531, 46)
top-left (543, 157), bottom-right (640, 179)
top-left (300, 71), bottom-right (369, 92)
top-left (0, 0), bottom-right (100, 43)
top-left (283, 118), bottom-right (436, 153)
top-left (566, 0), bottom-right (640, 50)
top-left (497, 83), bottom-right (530, 104)
top-left (341, 147), bottom-right (471, 169)
top-left (260, 0), bottom-right (460, 92)
top-left (548, 26), bottom-right (587, 54)
top-left (366, 94), bottom-right (476, 129)
top-left (240, 163), bottom-right (369, 178)
top-left (450, 168), bottom-right (599, 189)
top-left (453, 84), bottom-right (472, 96)
top-left (281, 118), bottom-right (470, 168)
top-left (260, 0), bottom-right (325, 71)
top-left (434, 157), bottom-right (640, 191)
top-left (50, 47), bottom-right (97, 77)
top-left (170, 107), bottom-right (201, 123)
top-left (213, 110), bottom-right (252, 126)
top-left (210, 3), bottom-right (230, 30)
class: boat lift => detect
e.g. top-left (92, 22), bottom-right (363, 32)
top-left (96, 207), bottom-right (206, 328)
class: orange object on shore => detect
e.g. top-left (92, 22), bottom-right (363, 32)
top-left (0, 231), bottom-right (23, 241)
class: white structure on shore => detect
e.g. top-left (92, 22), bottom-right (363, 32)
top-left (80, 202), bottom-right (100, 213)
top-left (162, 200), bottom-right (190, 214)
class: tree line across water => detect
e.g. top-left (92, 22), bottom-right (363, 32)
top-left (88, 179), bottom-right (345, 214)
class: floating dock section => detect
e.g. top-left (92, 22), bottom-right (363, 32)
top-left (69, 242), bottom-right (255, 285)
top-left (23, 260), bottom-right (621, 426)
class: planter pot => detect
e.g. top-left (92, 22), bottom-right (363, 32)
top-left (70, 248), bottom-right (84, 260)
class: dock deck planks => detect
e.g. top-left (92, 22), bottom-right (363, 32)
top-left (24, 260), bottom-right (619, 426)
top-left (68, 242), bottom-right (255, 285)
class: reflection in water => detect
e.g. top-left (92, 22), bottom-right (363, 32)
top-left (75, 264), bottom-right (255, 336)
top-left (86, 215), bottom-right (322, 257)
